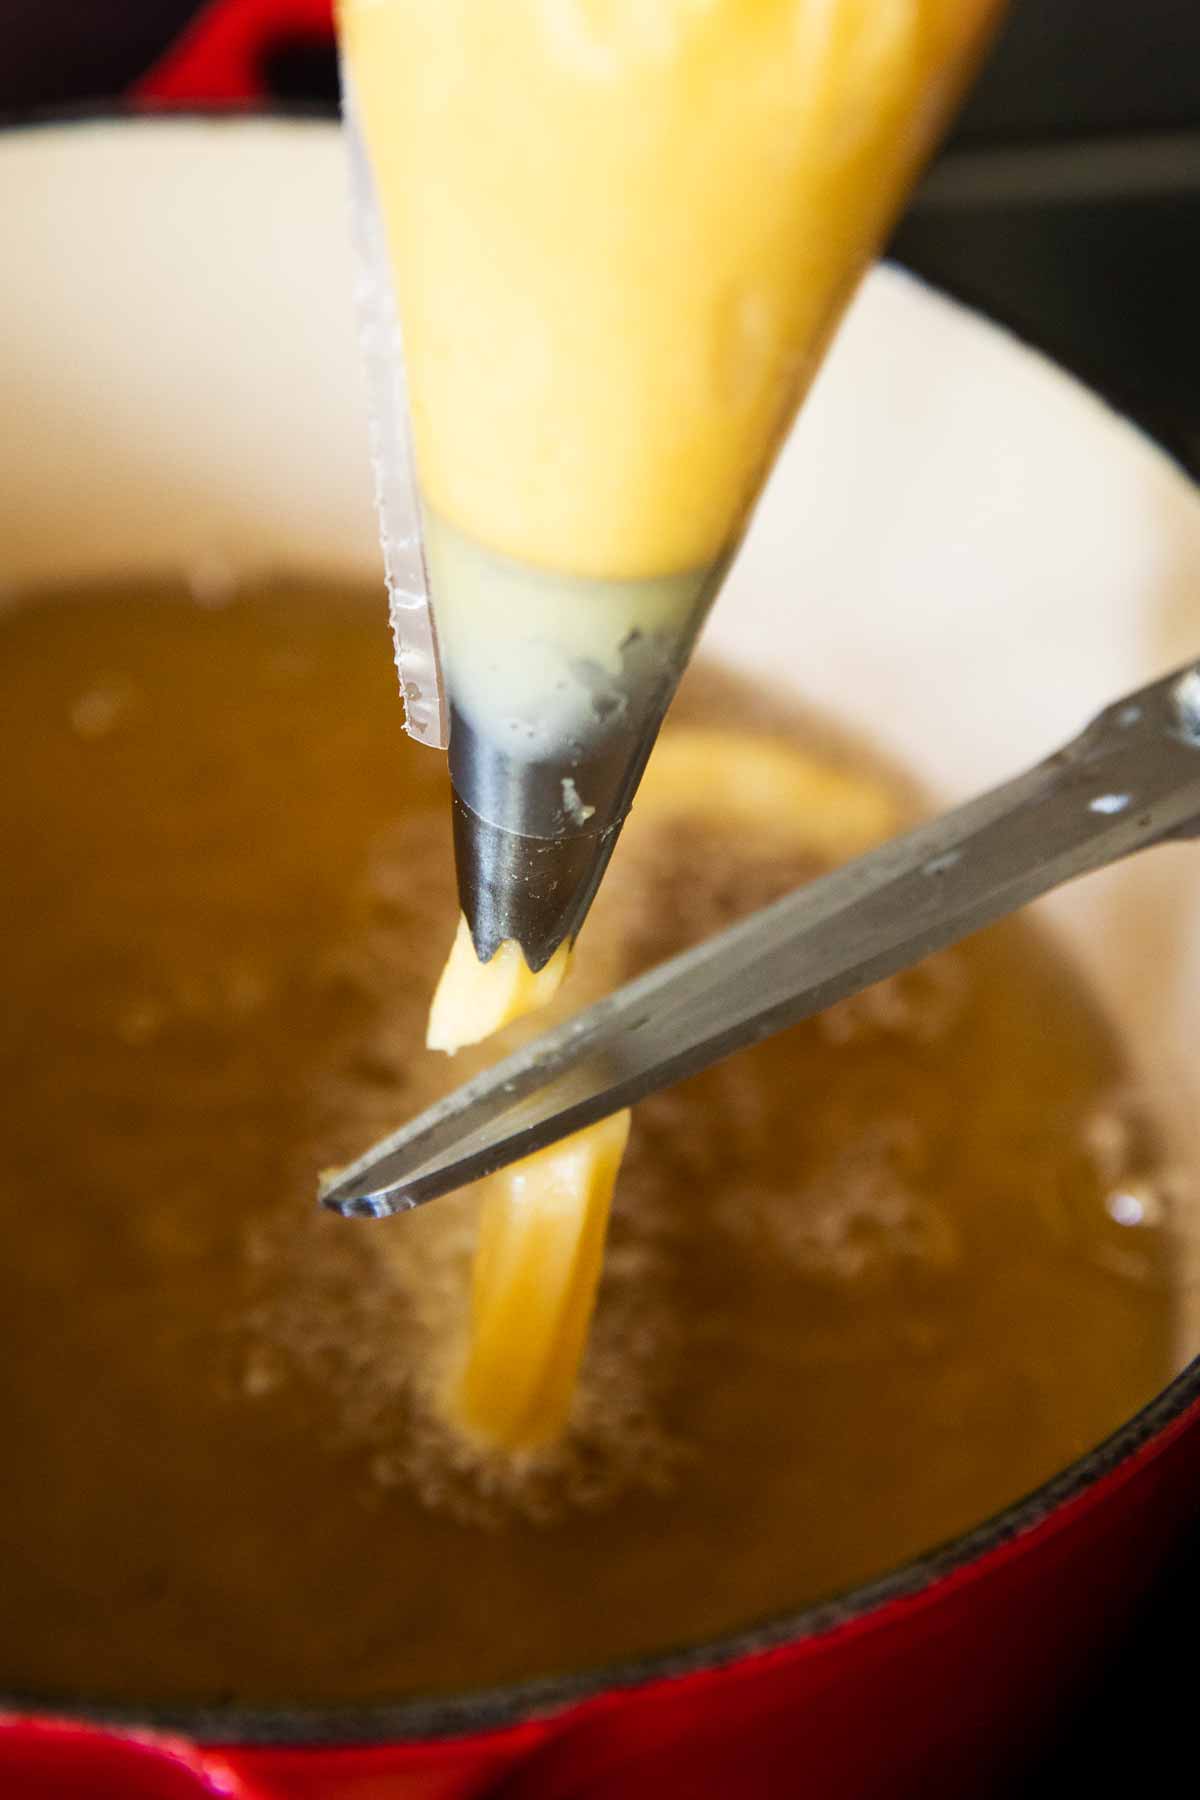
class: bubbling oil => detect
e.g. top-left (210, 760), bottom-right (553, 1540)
top-left (0, 577), bottom-right (1179, 1707)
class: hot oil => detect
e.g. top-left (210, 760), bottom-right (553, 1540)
top-left (0, 578), bottom-right (1178, 1707)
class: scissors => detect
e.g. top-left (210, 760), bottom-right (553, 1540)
top-left (321, 659), bottom-right (1200, 1221)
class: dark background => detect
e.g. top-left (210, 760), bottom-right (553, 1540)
top-left (3, 1), bottom-right (1199, 1790)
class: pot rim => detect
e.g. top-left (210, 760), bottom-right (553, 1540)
top-left (4, 1355), bottom-right (1199, 1747)
top-left (2, 107), bottom-right (1196, 1752)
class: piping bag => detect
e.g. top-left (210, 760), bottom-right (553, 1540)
top-left (337, 1), bottom-right (1004, 979)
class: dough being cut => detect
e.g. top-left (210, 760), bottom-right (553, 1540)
top-left (432, 727), bottom-right (898, 1453)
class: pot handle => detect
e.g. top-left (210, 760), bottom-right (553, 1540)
top-left (132, 0), bottom-right (335, 106)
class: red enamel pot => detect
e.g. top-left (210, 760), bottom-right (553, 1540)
top-left (3, 118), bottom-right (1200, 1799)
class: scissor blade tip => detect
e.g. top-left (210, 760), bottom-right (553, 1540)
top-left (318, 1179), bottom-right (418, 1220)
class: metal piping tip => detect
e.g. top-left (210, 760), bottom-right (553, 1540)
top-left (448, 695), bottom-right (669, 971)
top-left (424, 515), bottom-right (730, 971)
top-left (452, 792), bottom-right (620, 970)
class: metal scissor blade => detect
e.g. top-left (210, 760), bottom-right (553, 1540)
top-left (320, 661), bottom-right (1200, 1220)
